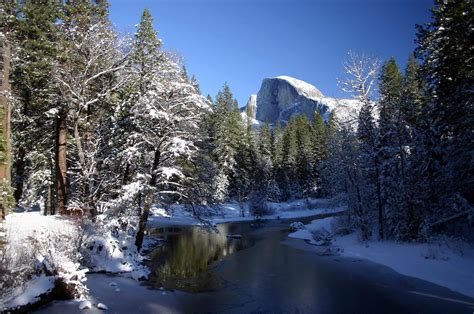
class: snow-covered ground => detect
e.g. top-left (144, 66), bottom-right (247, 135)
top-left (289, 217), bottom-right (474, 298)
top-left (1, 210), bottom-right (87, 310)
top-left (148, 198), bottom-right (346, 227)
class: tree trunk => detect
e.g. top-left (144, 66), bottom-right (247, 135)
top-left (135, 190), bottom-right (153, 251)
top-left (375, 163), bottom-right (384, 240)
top-left (55, 109), bottom-right (67, 214)
top-left (45, 184), bottom-right (52, 216)
top-left (73, 122), bottom-right (97, 221)
top-left (0, 37), bottom-right (12, 214)
top-left (135, 149), bottom-right (161, 251)
top-left (13, 146), bottom-right (26, 203)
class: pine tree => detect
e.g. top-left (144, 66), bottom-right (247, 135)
top-left (295, 115), bottom-right (314, 197)
top-left (258, 122), bottom-right (273, 164)
top-left (281, 117), bottom-right (298, 199)
top-left (416, 0), bottom-right (474, 214)
top-left (377, 58), bottom-right (404, 237)
top-left (11, 0), bottom-right (61, 212)
top-left (130, 56), bottom-right (207, 250)
top-left (130, 8), bottom-right (162, 94)
top-left (211, 83), bottom-right (243, 202)
top-left (400, 55), bottom-right (428, 238)
top-left (313, 110), bottom-right (326, 165)
top-left (55, 0), bottom-right (123, 217)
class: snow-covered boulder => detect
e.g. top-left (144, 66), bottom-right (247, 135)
top-left (289, 222), bottom-right (305, 231)
top-left (97, 302), bottom-right (109, 310)
top-left (79, 300), bottom-right (92, 310)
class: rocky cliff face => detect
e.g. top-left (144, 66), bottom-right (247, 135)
top-left (245, 95), bottom-right (257, 120)
top-left (242, 76), bottom-right (360, 125)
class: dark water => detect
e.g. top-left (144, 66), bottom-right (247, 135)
top-left (39, 217), bottom-right (474, 313)
top-left (146, 223), bottom-right (260, 292)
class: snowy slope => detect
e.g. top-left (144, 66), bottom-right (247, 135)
top-left (274, 76), bottom-right (324, 99)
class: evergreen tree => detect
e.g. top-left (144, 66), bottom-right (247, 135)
top-left (281, 117), bottom-right (298, 199)
top-left (211, 83), bottom-right (244, 202)
top-left (312, 110), bottom-right (326, 165)
top-left (416, 0), bottom-right (474, 214)
top-left (11, 0), bottom-right (61, 212)
top-left (295, 115), bottom-right (314, 197)
top-left (258, 122), bottom-right (273, 165)
top-left (130, 8), bottom-right (162, 94)
top-left (377, 58), bottom-right (404, 237)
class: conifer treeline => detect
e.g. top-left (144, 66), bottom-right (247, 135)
top-left (204, 83), bottom-right (337, 212)
top-left (205, 0), bottom-right (473, 240)
top-left (0, 0), bottom-right (472, 243)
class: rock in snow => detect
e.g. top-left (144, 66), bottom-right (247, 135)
top-left (97, 302), bottom-right (109, 310)
top-left (241, 76), bottom-right (361, 125)
top-left (78, 300), bottom-right (92, 310)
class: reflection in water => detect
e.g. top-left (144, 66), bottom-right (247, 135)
top-left (147, 223), bottom-right (258, 292)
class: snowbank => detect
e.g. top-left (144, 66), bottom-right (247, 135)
top-left (80, 214), bottom-right (151, 280)
top-left (1, 211), bottom-right (87, 309)
top-left (289, 217), bottom-right (474, 298)
top-left (148, 198), bottom-right (346, 227)
top-left (6, 275), bottom-right (55, 309)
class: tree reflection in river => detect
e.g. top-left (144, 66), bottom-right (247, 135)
top-left (148, 223), bottom-right (257, 292)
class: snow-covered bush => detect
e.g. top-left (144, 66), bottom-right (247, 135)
top-left (80, 214), bottom-right (148, 277)
top-left (290, 222), bottom-right (305, 231)
top-left (1, 214), bottom-right (88, 308)
top-left (79, 191), bottom-right (150, 280)
top-left (249, 190), bottom-right (273, 217)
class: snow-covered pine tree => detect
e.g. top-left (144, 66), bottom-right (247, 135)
top-left (232, 115), bottom-right (256, 215)
top-left (281, 117), bottom-right (298, 199)
top-left (10, 0), bottom-right (62, 213)
top-left (256, 121), bottom-right (279, 201)
top-left (377, 58), bottom-right (405, 238)
top-left (130, 8), bottom-right (162, 95)
top-left (416, 0), bottom-right (473, 225)
top-left (312, 110), bottom-right (327, 195)
top-left (312, 110), bottom-right (327, 164)
top-left (56, 0), bottom-right (126, 218)
top-left (271, 120), bottom-right (285, 201)
top-left (295, 114), bottom-right (315, 197)
top-left (211, 84), bottom-right (242, 203)
top-left (130, 56), bottom-right (208, 250)
top-left (400, 55), bottom-right (428, 238)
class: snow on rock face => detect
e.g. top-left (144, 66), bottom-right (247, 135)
top-left (245, 94), bottom-right (257, 120)
top-left (275, 76), bottom-right (324, 99)
top-left (243, 76), bottom-right (361, 124)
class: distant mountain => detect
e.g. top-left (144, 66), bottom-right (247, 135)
top-left (241, 76), bottom-right (361, 125)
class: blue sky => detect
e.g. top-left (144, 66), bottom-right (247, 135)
top-left (109, 0), bottom-right (433, 106)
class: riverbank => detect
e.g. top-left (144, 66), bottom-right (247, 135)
top-left (288, 217), bottom-right (474, 299)
top-left (0, 198), bottom-right (343, 311)
top-left (39, 218), bottom-right (474, 314)
top-left (148, 198), bottom-right (346, 227)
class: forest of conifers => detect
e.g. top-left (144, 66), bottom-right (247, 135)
top-left (0, 0), bottom-right (472, 248)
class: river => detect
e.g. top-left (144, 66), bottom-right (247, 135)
top-left (38, 216), bottom-right (474, 313)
